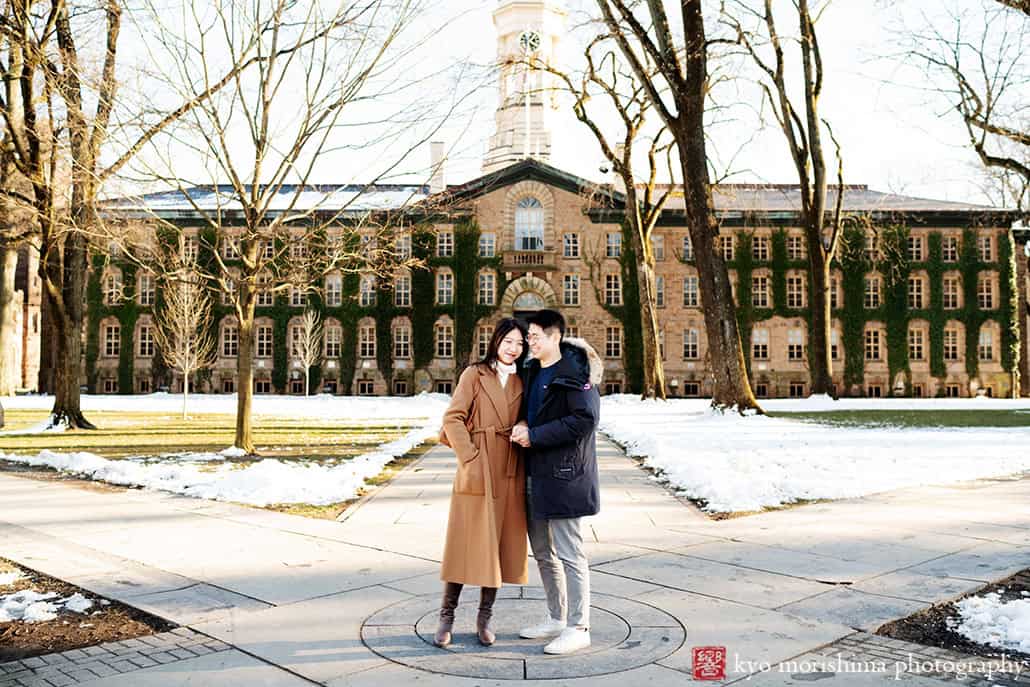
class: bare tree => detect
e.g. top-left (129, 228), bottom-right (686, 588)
top-left (131, 0), bottom-right (442, 453)
top-left (291, 309), bottom-right (323, 397)
top-left (721, 0), bottom-right (845, 396)
top-left (595, 0), bottom-right (762, 412)
top-left (529, 37), bottom-right (673, 399)
top-left (152, 268), bottom-right (216, 420)
top-left (903, 1), bottom-right (1029, 218)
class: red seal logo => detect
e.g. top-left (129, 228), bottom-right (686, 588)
top-left (692, 646), bottom-right (727, 680)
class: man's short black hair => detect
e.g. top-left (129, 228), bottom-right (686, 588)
top-left (527, 309), bottom-right (565, 339)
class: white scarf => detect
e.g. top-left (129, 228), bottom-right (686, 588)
top-left (493, 360), bottom-right (517, 389)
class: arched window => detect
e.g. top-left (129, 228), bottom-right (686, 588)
top-left (515, 197), bottom-right (544, 251)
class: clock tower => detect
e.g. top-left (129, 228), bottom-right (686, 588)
top-left (482, 0), bottom-right (566, 174)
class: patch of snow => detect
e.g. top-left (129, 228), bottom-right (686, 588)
top-left (0, 414), bottom-right (68, 436)
top-left (0, 394), bottom-right (449, 506)
top-left (0, 590), bottom-right (59, 623)
top-left (599, 395), bottom-right (1030, 513)
top-left (218, 446), bottom-right (248, 458)
top-left (950, 592), bottom-right (1030, 654)
top-left (63, 593), bottom-right (93, 614)
top-left (0, 571), bottom-right (25, 586)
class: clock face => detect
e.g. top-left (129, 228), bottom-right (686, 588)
top-left (519, 30), bottom-right (541, 54)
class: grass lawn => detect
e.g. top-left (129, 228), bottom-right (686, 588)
top-left (0, 409), bottom-right (423, 461)
top-left (771, 409), bottom-right (1030, 428)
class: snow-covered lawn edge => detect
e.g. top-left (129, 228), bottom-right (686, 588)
top-left (0, 395), bottom-right (449, 506)
top-left (950, 591), bottom-right (1030, 655)
top-left (599, 395), bottom-right (1030, 514)
top-left (0, 590), bottom-right (93, 623)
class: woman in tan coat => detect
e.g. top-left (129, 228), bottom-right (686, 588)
top-left (436, 317), bottom-right (529, 648)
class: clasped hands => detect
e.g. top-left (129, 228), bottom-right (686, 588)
top-left (510, 422), bottom-right (531, 448)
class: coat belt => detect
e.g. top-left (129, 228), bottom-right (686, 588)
top-left (469, 425), bottom-right (517, 478)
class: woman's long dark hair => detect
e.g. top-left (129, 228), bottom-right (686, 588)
top-left (477, 317), bottom-right (529, 370)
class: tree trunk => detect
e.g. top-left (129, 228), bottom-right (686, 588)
top-left (234, 288), bottom-right (256, 454)
top-left (637, 259), bottom-right (666, 399)
top-left (807, 239), bottom-right (834, 396)
top-left (0, 246), bottom-right (19, 396)
top-left (182, 373), bottom-right (189, 421)
top-left (37, 293), bottom-right (54, 394)
top-left (304, 365), bottom-right (309, 396)
top-left (678, 0), bottom-right (761, 413)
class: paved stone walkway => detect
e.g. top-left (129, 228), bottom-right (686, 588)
top-left (0, 435), bottom-right (1029, 685)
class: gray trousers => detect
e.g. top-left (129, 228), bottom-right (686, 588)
top-left (528, 516), bottom-right (590, 628)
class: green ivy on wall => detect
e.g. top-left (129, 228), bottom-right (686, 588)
top-left (599, 221), bottom-right (643, 393)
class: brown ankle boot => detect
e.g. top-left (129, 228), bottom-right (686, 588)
top-left (477, 587), bottom-right (498, 646)
top-left (434, 582), bottom-right (463, 648)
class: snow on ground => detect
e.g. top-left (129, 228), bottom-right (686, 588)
top-left (0, 414), bottom-right (67, 436)
top-left (0, 590), bottom-right (93, 623)
top-left (0, 571), bottom-right (25, 586)
top-left (950, 591), bottom-right (1030, 654)
top-left (599, 395), bottom-right (1030, 513)
top-left (0, 393), bottom-right (450, 506)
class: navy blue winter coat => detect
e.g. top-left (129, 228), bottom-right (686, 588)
top-left (520, 337), bottom-right (602, 520)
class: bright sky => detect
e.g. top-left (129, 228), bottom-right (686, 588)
top-left (112, 0), bottom-right (1026, 208)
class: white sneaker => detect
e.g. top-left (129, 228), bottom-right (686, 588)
top-left (543, 627), bottom-right (591, 655)
top-left (519, 616), bottom-right (566, 639)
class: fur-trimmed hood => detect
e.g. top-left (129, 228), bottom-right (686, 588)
top-left (560, 337), bottom-right (604, 387)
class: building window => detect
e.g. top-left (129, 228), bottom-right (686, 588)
top-left (864, 276), bottom-right (882, 308)
top-left (943, 276), bottom-right (961, 310)
top-left (942, 236), bottom-right (959, 262)
top-left (863, 231), bottom-right (879, 261)
top-left (435, 380), bottom-right (453, 394)
top-left (912, 383), bottom-right (925, 398)
top-left (683, 329), bottom-right (699, 360)
top-left (907, 236), bottom-right (925, 262)
top-left (138, 378), bottom-right (151, 394)
top-left (393, 325), bottom-right (411, 359)
top-left (752, 328), bottom-right (769, 360)
top-left (977, 234), bottom-right (994, 262)
top-left (787, 329), bottom-right (805, 361)
top-left (477, 326), bottom-right (491, 360)
top-left (289, 239), bottom-right (308, 261)
top-left (786, 275), bottom-right (806, 309)
top-left (655, 276), bottom-right (665, 307)
top-left (325, 275), bottom-right (342, 307)
top-left (256, 273), bottom-right (274, 307)
top-left (606, 232), bottom-right (622, 258)
top-left (977, 274), bottom-right (995, 309)
top-left (394, 275), bottom-right (411, 307)
top-left (103, 323), bottom-right (120, 357)
top-left (221, 235), bottom-right (240, 260)
top-left (222, 378), bottom-right (235, 394)
top-left (866, 384), bottom-right (883, 398)
top-left (260, 239), bottom-right (275, 260)
top-left (907, 276), bottom-right (925, 310)
top-left (830, 276), bottom-right (840, 309)
top-left (683, 276), bottom-right (699, 307)
top-left (183, 235), bottom-right (199, 261)
top-left (563, 233), bottom-right (580, 258)
top-left (787, 235), bottom-right (806, 261)
top-left (752, 275), bottom-right (770, 308)
top-left (719, 235), bottom-right (734, 261)
top-left (563, 275), bottom-right (580, 306)
top-left (515, 197), bottom-right (545, 251)
top-left (222, 275), bottom-right (236, 306)
top-left (358, 380), bottom-right (375, 396)
top-left (944, 327), bottom-right (960, 361)
top-left (605, 326), bottom-right (622, 359)
top-left (945, 384), bottom-right (961, 398)
top-left (436, 272), bottom-right (453, 305)
top-left (138, 325), bottom-right (154, 357)
top-left (478, 272), bottom-right (496, 306)
top-left (256, 325), bottom-right (273, 358)
top-left (864, 328), bottom-right (882, 361)
top-left (254, 379), bottom-right (272, 394)
top-left (681, 235), bottom-right (694, 261)
top-left (393, 380), bottom-right (408, 396)
top-left (358, 276), bottom-right (376, 307)
top-left (755, 382), bottom-right (769, 398)
top-left (138, 273), bottom-right (155, 306)
top-left (752, 236), bottom-right (769, 261)
top-left (830, 329), bottom-right (840, 360)
top-left (605, 273), bottom-right (622, 306)
top-left (978, 328), bottom-right (995, 361)
top-left (222, 324), bottom-right (239, 357)
top-left (908, 327), bottom-right (925, 361)
top-left (103, 378), bottom-right (118, 394)
top-left (325, 325), bottom-right (341, 358)
top-left (103, 273), bottom-right (123, 305)
top-left (436, 323), bottom-right (453, 358)
top-left (290, 379), bottom-right (304, 395)
top-left (651, 235), bottom-right (665, 261)
top-left (789, 381), bottom-right (806, 398)
top-left (359, 324), bottom-right (376, 359)
top-left (395, 234), bottom-right (412, 260)
top-left (478, 233), bottom-right (496, 257)
top-left (290, 286), bottom-right (305, 307)
top-left (658, 329), bottom-right (665, 359)
top-left (604, 382), bottom-right (622, 395)
top-left (566, 326), bottom-right (579, 339)
top-left (290, 325), bottom-right (304, 358)
top-left (682, 381), bottom-right (701, 397)
top-left (436, 230), bottom-right (454, 257)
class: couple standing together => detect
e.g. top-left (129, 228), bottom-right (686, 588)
top-left (436, 309), bottom-right (602, 655)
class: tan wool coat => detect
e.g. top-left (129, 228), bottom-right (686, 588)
top-left (439, 364), bottom-right (528, 588)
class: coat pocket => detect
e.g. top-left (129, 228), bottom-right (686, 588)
top-left (552, 459), bottom-right (584, 481)
top-left (454, 448), bottom-right (486, 495)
